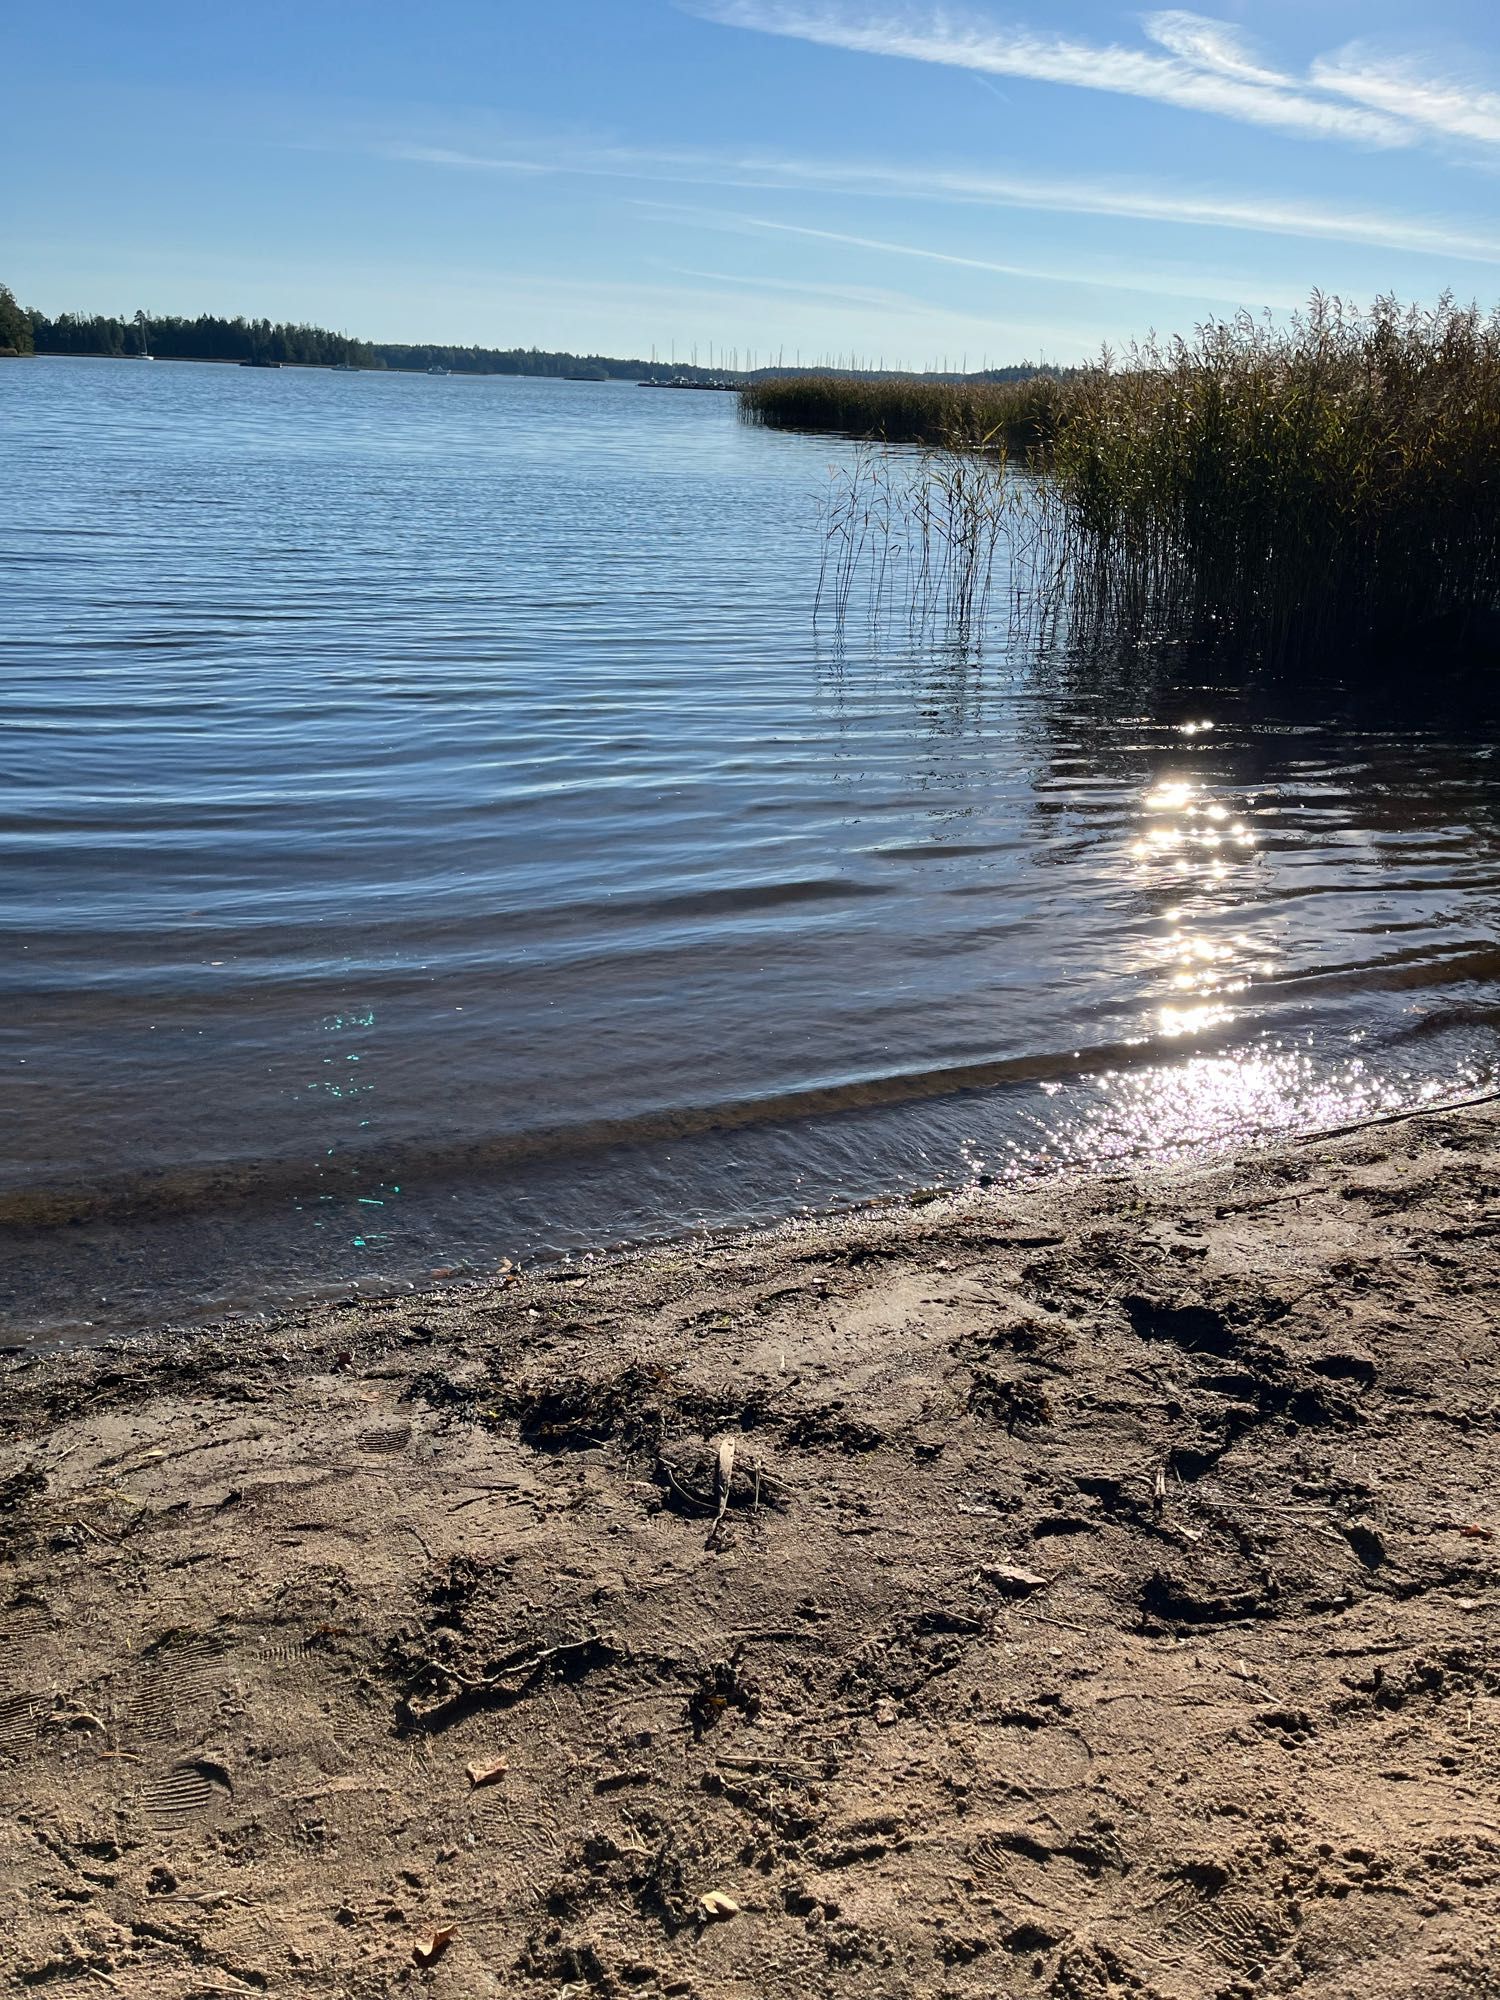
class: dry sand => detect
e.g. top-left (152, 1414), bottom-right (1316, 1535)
top-left (2, 1104), bottom-right (1498, 1998)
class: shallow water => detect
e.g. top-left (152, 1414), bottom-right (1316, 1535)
top-left (3, 356), bottom-right (1498, 1337)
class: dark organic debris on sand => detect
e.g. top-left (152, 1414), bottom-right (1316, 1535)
top-left (0, 1105), bottom-right (1497, 1997)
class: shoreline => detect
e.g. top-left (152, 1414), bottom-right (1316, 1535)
top-left (10, 1085), bottom-right (1500, 1350)
top-left (3, 1104), bottom-right (1497, 1996)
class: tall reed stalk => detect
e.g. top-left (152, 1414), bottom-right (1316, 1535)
top-left (814, 445), bottom-right (1016, 633)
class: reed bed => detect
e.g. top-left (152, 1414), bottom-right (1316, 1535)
top-left (741, 371), bottom-right (1066, 452)
top-left (1050, 294), bottom-right (1500, 659)
top-left (752, 297), bottom-right (1500, 665)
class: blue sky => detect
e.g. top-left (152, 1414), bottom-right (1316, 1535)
top-left (8, 0), bottom-right (1500, 364)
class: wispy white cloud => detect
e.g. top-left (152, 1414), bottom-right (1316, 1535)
top-left (380, 143), bottom-right (554, 174)
top-left (1311, 47), bottom-right (1500, 150)
top-left (370, 134), bottom-right (1500, 265)
top-left (687, 3), bottom-right (1411, 147)
top-left (1141, 12), bottom-right (1290, 90)
top-left (643, 202), bottom-right (1310, 307)
top-left (664, 263), bottom-right (925, 311)
top-left (688, 4), bottom-right (1500, 158)
top-left (712, 156), bottom-right (1500, 262)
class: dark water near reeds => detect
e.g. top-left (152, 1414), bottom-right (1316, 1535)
top-left (4, 357), bottom-right (1499, 1339)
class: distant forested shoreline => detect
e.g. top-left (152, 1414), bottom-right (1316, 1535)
top-left (9, 302), bottom-right (747, 381)
top-left (25, 309), bottom-right (377, 369)
top-left (0, 282), bottom-right (1053, 385)
top-left (1, 288), bottom-right (736, 380)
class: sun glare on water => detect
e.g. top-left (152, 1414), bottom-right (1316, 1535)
top-left (1125, 762), bottom-right (1273, 1049)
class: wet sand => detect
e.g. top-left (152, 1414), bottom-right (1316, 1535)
top-left (2, 1104), bottom-right (1497, 1998)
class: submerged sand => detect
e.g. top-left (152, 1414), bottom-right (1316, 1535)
top-left (1, 1105), bottom-right (1497, 1998)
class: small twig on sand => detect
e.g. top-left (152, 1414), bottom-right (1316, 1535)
top-left (400, 1632), bottom-right (616, 1731)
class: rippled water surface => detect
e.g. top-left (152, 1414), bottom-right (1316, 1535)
top-left (4, 357), bottom-right (1499, 1335)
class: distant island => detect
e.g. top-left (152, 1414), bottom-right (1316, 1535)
top-left (0, 283), bottom-right (1060, 386)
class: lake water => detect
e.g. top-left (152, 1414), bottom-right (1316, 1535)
top-left (4, 356), bottom-right (1498, 1339)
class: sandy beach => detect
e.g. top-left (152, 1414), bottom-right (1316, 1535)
top-left (2, 1102), bottom-right (1497, 1998)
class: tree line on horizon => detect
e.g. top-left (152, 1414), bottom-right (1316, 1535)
top-left (0, 286), bottom-right (733, 378)
top-left (0, 292), bottom-right (743, 378)
top-left (16, 304), bottom-right (378, 369)
top-left (373, 343), bottom-right (689, 380)
top-left (0, 282), bottom-right (1068, 384)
